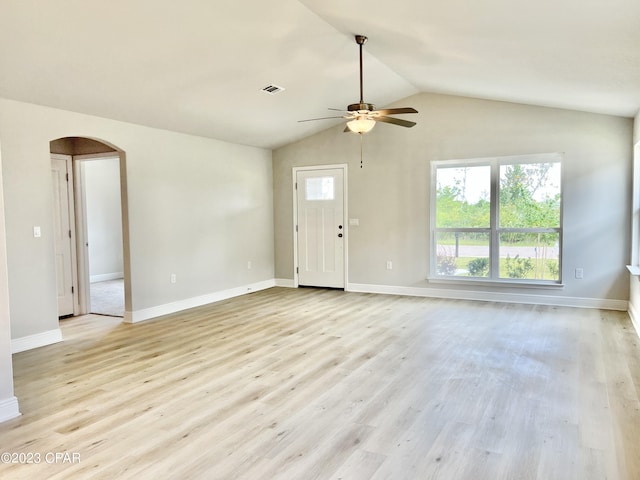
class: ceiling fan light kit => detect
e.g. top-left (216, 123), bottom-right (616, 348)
top-left (347, 117), bottom-right (376, 133)
top-left (298, 34), bottom-right (418, 135)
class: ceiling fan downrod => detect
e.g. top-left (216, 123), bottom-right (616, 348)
top-left (349, 35), bottom-right (374, 112)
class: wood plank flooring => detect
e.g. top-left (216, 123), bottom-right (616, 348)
top-left (1, 287), bottom-right (640, 479)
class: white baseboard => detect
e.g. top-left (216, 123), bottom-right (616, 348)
top-left (125, 279), bottom-right (276, 323)
top-left (11, 328), bottom-right (63, 354)
top-left (0, 396), bottom-right (21, 423)
top-left (274, 278), bottom-right (296, 288)
top-left (347, 283), bottom-right (629, 311)
top-left (90, 272), bottom-right (124, 283)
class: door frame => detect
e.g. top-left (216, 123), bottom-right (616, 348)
top-left (73, 152), bottom-right (124, 315)
top-left (292, 164), bottom-right (348, 288)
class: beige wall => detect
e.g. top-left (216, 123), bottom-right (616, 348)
top-left (274, 92), bottom-right (633, 304)
top-left (0, 97), bottom-right (274, 339)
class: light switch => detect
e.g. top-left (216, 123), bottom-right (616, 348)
top-left (349, 218), bottom-right (360, 226)
top-left (33, 226), bottom-right (41, 238)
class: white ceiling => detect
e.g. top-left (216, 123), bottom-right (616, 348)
top-left (1, 0), bottom-right (639, 149)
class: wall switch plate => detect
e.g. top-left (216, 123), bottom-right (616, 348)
top-left (247, 261), bottom-right (252, 270)
top-left (386, 261), bottom-right (393, 270)
top-left (575, 268), bottom-right (583, 279)
top-left (33, 226), bottom-right (41, 238)
top-left (349, 218), bottom-right (359, 226)
top-left (170, 273), bottom-right (177, 284)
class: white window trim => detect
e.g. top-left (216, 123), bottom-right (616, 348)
top-left (629, 143), bottom-right (640, 273)
top-left (429, 153), bottom-right (563, 286)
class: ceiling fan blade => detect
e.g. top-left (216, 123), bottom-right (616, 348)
top-left (373, 107), bottom-right (418, 116)
top-left (328, 108), bottom-right (348, 112)
top-left (298, 116), bottom-right (345, 123)
top-left (374, 116), bottom-right (417, 128)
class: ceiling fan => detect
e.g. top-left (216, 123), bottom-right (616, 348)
top-left (299, 34), bottom-right (418, 134)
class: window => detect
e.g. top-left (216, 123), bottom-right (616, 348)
top-left (431, 153), bottom-right (562, 283)
top-left (305, 177), bottom-right (334, 201)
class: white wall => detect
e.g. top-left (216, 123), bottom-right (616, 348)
top-left (274, 92), bottom-right (633, 308)
top-left (84, 157), bottom-right (124, 282)
top-left (0, 97), bottom-right (274, 341)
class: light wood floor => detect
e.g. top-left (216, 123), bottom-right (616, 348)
top-left (1, 287), bottom-right (640, 479)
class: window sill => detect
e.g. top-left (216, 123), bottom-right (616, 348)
top-left (427, 276), bottom-right (565, 289)
top-left (626, 265), bottom-right (640, 276)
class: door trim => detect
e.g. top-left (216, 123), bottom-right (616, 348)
top-left (73, 158), bottom-right (89, 314)
top-left (292, 164), bottom-right (348, 288)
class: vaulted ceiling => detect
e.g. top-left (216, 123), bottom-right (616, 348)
top-left (1, 0), bottom-right (638, 149)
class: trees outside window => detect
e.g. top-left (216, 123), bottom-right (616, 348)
top-left (431, 154), bottom-right (562, 283)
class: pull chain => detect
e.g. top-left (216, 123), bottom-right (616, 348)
top-left (360, 133), bottom-right (364, 168)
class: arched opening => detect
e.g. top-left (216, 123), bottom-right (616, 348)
top-left (49, 137), bottom-right (131, 319)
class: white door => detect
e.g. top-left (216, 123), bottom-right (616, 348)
top-left (296, 168), bottom-right (345, 288)
top-left (51, 155), bottom-right (75, 316)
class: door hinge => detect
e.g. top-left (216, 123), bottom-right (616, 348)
top-left (66, 173), bottom-right (69, 182)
top-left (296, 267), bottom-right (299, 274)
top-left (295, 225), bottom-right (298, 232)
top-left (68, 230), bottom-right (72, 238)
top-left (295, 182), bottom-right (298, 190)
top-left (71, 286), bottom-right (74, 294)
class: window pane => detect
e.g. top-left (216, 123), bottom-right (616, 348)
top-left (436, 232), bottom-right (490, 277)
top-left (499, 232), bottom-right (560, 281)
top-left (436, 166), bottom-right (490, 228)
top-left (306, 177), bottom-right (334, 200)
top-left (499, 163), bottom-right (561, 228)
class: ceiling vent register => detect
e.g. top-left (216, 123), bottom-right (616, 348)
top-left (261, 84), bottom-right (285, 95)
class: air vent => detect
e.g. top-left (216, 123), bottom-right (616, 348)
top-left (261, 84), bottom-right (285, 95)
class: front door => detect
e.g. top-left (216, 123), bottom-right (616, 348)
top-left (296, 167), bottom-right (345, 288)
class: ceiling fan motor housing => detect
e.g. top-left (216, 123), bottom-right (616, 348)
top-left (348, 103), bottom-right (375, 112)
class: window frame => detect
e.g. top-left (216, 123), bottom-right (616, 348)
top-left (430, 153), bottom-right (563, 285)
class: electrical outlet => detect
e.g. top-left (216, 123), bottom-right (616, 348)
top-left (170, 273), bottom-right (177, 284)
top-left (247, 261), bottom-right (252, 270)
top-left (575, 268), bottom-right (583, 279)
top-left (386, 261), bottom-right (393, 270)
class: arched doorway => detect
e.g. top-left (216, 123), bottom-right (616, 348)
top-left (49, 137), bottom-right (131, 318)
